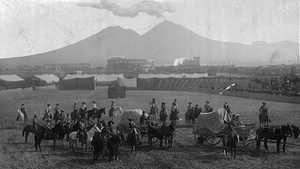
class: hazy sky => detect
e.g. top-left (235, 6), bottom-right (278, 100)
top-left (0, 0), bottom-right (298, 58)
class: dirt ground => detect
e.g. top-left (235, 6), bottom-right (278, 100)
top-left (0, 86), bottom-right (300, 169)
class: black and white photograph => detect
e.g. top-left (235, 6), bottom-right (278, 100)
top-left (0, 0), bottom-right (299, 168)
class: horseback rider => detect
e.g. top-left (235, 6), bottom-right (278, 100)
top-left (139, 110), bottom-right (148, 126)
top-left (185, 102), bottom-right (193, 124)
top-left (42, 104), bottom-right (53, 128)
top-left (107, 120), bottom-right (115, 136)
top-left (89, 101), bottom-right (98, 121)
top-left (79, 102), bottom-right (88, 121)
top-left (53, 103), bottom-right (65, 125)
top-left (170, 101), bottom-right (179, 126)
top-left (203, 101), bottom-right (213, 113)
top-left (32, 114), bottom-right (38, 130)
top-left (159, 102), bottom-right (168, 125)
top-left (108, 100), bottom-right (117, 121)
top-left (193, 104), bottom-right (202, 120)
top-left (71, 102), bottom-right (79, 123)
top-left (128, 118), bottom-right (138, 135)
top-left (259, 102), bottom-right (270, 128)
top-left (149, 98), bottom-right (159, 121)
top-left (223, 102), bottom-right (233, 125)
top-left (232, 114), bottom-right (242, 127)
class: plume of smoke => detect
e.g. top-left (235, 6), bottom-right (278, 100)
top-left (77, 0), bottom-right (174, 18)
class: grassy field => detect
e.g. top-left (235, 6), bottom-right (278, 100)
top-left (0, 86), bottom-right (300, 169)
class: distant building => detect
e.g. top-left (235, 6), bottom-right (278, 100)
top-left (106, 56), bottom-right (153, 73)
top-left (42, 63), bottom-right (91, 73)
top-left (174, 57), bottom-right (200, 66)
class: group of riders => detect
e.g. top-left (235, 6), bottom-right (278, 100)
top-left (17, 98), bottom-right (271, 143)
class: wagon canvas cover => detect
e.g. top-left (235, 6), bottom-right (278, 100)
top-left (193, 108), bottom-right (226, 135)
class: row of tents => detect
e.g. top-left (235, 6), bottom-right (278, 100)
top-left (0, 74), bottom-right (137, 91)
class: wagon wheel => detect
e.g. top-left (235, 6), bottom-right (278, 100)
top-left (206, 135), bottom-right (221, 145)
top-left (241, 138), bottom-right (256, 148)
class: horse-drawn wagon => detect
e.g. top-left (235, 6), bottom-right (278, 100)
top-left (192, 109), bottom-right (256, 148)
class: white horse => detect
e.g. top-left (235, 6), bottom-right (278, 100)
top-left (16, 109), bottom-right (27, 128)
top-left (76, 124), bottom-right (102, 151)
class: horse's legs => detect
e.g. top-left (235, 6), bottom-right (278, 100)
top-left (53, 138), bottom-right (56, 151)
top-left (263, 138), bottom-right (268, 151)
top-left (283, 137), bottom-right (287, 152)
top-left (276, 139), bottom-right (280, 153)
top-left (256, 136), bottom-right (261, 152)
top-left (25, 132), bottom-right (29, 143)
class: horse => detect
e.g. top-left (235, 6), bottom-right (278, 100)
top-left (147, 122), bottom-right (175, 147)
top-left (91, 131), bottom-right (105, 162)
top-left (222, 124), bottom-right (239, 159)
top-left (78, 124), bottom-right (100, 151)
top-left (22, 124), bottom-right (35, 142)
top-left (256, 124), bottom-right (294, 153)
top-left (126, 127), bottom-right (140, 151)
top-left (107, 132), bottom-right (122, 161)
top-left (291, 125), bottom-right (300, 138)
top-left (34, 122), bottom-right (68, 151)
top-left (16, 109), bottom-right (27, 128)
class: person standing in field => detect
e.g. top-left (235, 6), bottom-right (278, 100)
top-left (159, 102), bottom-right (168, 125)
top-left (149, 98), bottom-right (159, 121)
top-left (170, 101), bottom-right (179, 126)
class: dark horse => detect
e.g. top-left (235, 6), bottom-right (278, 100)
top-left (22, 124), bottom-right (36, 142)
top-left (147, 122), bottom-right (175, 147)
top-left (87, 108), bottom-right (106, 121)
top-left (91, 131), bottom-right (105, 162)
top-left (126, 128), bottom-right (140, 151)
top-left (34, 123), bottom-right (68, 151)
top-left (256, 124), bottom-right (297, 153)
top-left (222, 124), bottom-right (239, 159)
top-left (107, 133), bottom-right (122, 161)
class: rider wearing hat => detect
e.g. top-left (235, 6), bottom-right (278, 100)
top-left (53, 103), bottom-right (65, 125)
top-left (109, 100), bottom-right (117, 121)
top-left (170, 101), bottom-right (179, 126)
top-left (149, 98), bottom-right (159, 121)
top-left (159, 102), bottom-right (168, 125)
top-left (42, 104), bottom-right (53, 128)
top-left (128, 118), bottom-right (138, 135)
top-left (203, 101), bottom-right (213, 113)
top-left (71, 102), bottom-right (79, 123)
top-left (79, 102), bottom-right (87, 120)
top-left (185, 102), bottom-right (193, 124)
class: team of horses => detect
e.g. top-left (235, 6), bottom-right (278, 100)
top-left (19, 108), bottom-right (300, 161)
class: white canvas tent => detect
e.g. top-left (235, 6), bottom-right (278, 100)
top-left (34, 74), bottom-right (59, 84)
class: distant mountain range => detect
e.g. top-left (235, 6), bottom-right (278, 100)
top-left (0, 21), bottom-right (298, 68)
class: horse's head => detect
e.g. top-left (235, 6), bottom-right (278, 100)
top-left (291, 125), bottom-right (300, 139)
top-left (282, 124), bottom-right (293, 137)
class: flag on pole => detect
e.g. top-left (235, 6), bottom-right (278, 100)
top-left (219, 83), bottom-right (236, 95)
